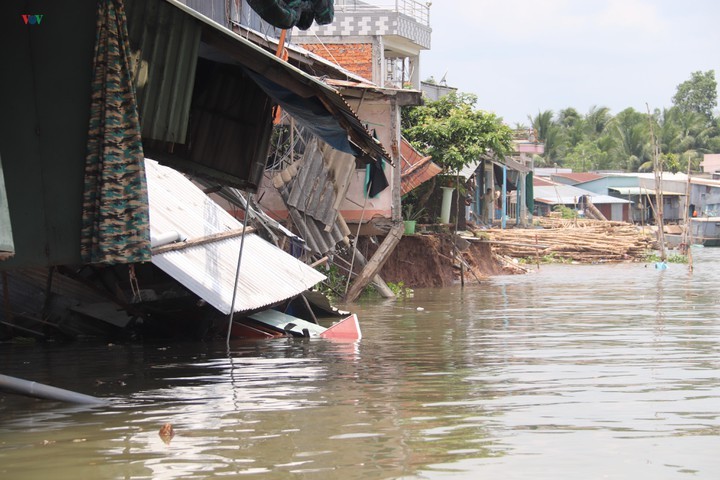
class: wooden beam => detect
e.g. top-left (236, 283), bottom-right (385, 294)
top-left (345, 222), bottom-right (404, 303)
top-left (151, 227), bottom-right (256, 255)
top-left (350, 247), bottom-right (395, 299)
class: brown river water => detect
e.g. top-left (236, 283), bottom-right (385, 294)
top-left (2, 248), bottom-right (720, 479)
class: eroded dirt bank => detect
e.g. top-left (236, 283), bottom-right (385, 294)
top-left (360, 234), bottom-right (522, 288)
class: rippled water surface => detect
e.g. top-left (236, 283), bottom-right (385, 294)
top-left (2, 248), bottom-right (720, 479)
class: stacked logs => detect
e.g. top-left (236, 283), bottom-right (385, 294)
top-left (476, 218), bottom-right (657, 263)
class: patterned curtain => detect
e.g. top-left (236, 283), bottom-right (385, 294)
top-left (81, 0), bottom-right (151, 265)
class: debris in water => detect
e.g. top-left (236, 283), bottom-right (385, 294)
top-left (158, 423), bottom-right (175, 444)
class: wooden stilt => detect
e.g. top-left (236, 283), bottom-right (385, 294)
top-left (345, 222), bottom-right (404, 303)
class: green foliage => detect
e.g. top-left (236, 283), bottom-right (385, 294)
top-left (402, 201), bottom-right (426, 221)
top-left (402, 92), bottom-right (514, 173)
top-left (552, 205), bottom-right (577, 219)
top-left (316, 264), bottom-right (346, 300)
top-left (644, 252), bottom-right (688, 264)
top-left (672, 70), bottom-right (717, 123)
top-left (518, 252), bottom-right (573, 265)
top-left (529, 110), bottom-right (561, 163)
top-left (525, 101), bottom-right (720, 173)
top-left (408, 74), bottom-right (720, 176)
top-left (563, 140), bottom-right (611, 172)
top-left (387, 281), bottom-right (414, 297)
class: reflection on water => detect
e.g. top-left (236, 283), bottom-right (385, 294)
top-left (2, 248), bottom-right (720, 479)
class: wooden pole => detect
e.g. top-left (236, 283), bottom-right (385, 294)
top-left (345, 222), bottom-right (404, 303)
top-left (647, 103), bottom-right (666, 262)
top-left (348, 247), bottom-right (395, 298)
top-left (152, 227), bottom-right (256, 255)
top-left (684, 156), bottom-right (694, 271)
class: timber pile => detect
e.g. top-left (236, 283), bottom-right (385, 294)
top-left (477, 218), bottom-right (656, 263)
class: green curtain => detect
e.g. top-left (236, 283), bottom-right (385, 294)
top-left (81, 0), bottom-right (151, 265)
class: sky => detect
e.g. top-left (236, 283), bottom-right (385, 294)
top-left (420, 0), bottom-right (720, 126)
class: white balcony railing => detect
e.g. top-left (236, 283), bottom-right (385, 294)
top-left (334, 0), bottom-right (431, 27)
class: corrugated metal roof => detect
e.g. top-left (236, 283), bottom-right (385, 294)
top-left (165, 0), bottom-right (391, 163)
top-left (689, 177), bottom-right (720, 188)
top-left (125, 0), bottom-right (390, 192)
top-left (534, 185), bottom-right (631, 205)
top-left (609, 187), bottom-right (684, 196)
top-left (126, 0), bottom-right (201, 144)
top-left (533, 177), bottom-right (557, 187)
top-left (458, 160), bottom-right (480, 180)
top-left (400, 138), bottom-right (442, 195)
top-left (145, 159), bottom-right (325, 314)
top-left (272, 140), bottom-right (352, 255)
top-left (551, 172), bottom-right (605, 184)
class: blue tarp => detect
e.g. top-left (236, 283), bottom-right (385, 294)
top-left (244, 68), bottom-right (360, 157)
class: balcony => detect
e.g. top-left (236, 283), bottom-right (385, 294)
top-left (335, 0), bottom-right (430, 27)
top-left (296, 0), bottom-right (432, 51)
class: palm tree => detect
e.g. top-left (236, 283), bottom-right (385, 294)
top-left (610, 108), bottom-right (651, 171)
top-left (529, 110), bottom-right (561, 164)
top-left (584, 106), bottom-right (613, 139)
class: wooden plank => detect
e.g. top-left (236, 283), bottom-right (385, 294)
top-left (151, 227), bottom-right (256, 255)
top-left (345, 221), bottom-right (404, 303)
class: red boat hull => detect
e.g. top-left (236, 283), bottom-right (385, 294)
top-left (319, 314), bottom-right (362, 341)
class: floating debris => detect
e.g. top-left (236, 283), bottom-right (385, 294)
top-left (158, 423), bottom-right (175, 444)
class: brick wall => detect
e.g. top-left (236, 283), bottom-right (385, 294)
top-left (301, 43), bottom-right (373, 81)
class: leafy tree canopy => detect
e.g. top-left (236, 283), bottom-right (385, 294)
top-left (672, 70), bottom-right (717, 123)
top-left (402, 92), bottom-right (514, 173)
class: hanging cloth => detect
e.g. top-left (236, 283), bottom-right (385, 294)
top-left (247, 0), bottom-right (334, 30)
top-left (365, 159), bottom-right (388, 198)
top-left (525, 171), bottom-right (535, 212)
top-left (80, 0), bottom-right (151, 265)
top-left (364, 131), bottom-right (389, 198)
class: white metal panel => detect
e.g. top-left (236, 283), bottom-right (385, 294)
top-left (534, 185), bottom-right (631, 205)
top-left (145, 159), bottom-right (325, 314)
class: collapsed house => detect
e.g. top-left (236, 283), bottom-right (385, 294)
top-left (0, 0), bottom-right (401, 339)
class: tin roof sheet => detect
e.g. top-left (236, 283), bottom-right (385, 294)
top-left (145, 159), bottom-right (325, 314)
top-left (534, 185), bottom-right (631, 205)
top-left (400, 138), bottom-right (442, 195)
top-left (609, 187), bottom-right (684, 196)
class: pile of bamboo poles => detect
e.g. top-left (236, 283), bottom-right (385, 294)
top-left (477, 218), bottom-right (657, 263)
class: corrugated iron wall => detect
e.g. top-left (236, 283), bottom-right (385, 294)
top-left (274, 139), bottom-right (354, 255)
top-left (187, 59), bottom-right (274, 190)
top-left (181, 0), bottom-right (228, 25)
top-left (126, 0), bottom-right (201, 144)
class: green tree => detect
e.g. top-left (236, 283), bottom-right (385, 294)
top-left (529, 110), bottom-right (561, 164)
top-left (672, 70), bottom-right (717, 123)
top-left (563, 140), bottom-right (610, 172)
top-left (402, 92), bottom-right (514, 173)
top-left (610, 108), bottom-right (650, 171)
top-left (583, 106), bottom-right (613, 139)
top-left (557, 107), bottom-right (585, 150)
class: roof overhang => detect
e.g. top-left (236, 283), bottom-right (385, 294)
top-left (609, 187), bottom-right (684, 196)
top-left (324, 78), bottom-right (423, 107)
